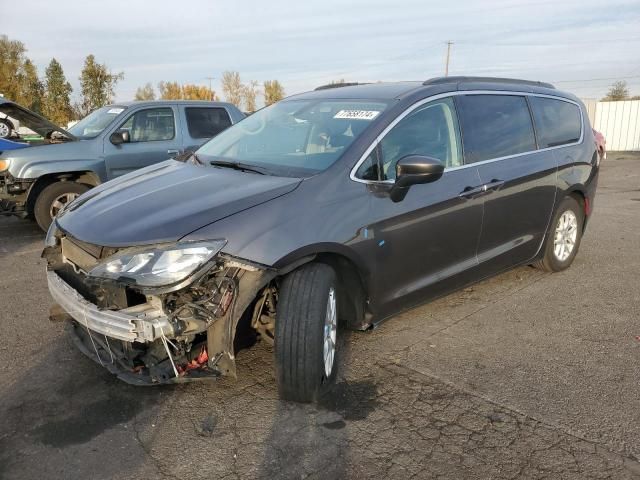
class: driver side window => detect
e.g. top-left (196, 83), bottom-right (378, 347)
top-left (118, 107), bottom-right (175, 142)
top-left (358, 97), bottom-right (462, 181)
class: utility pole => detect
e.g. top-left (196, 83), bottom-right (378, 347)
top-left (444, 41), bottom-right (453, 77)
top-left (205, 76), bottom-right (215, 100)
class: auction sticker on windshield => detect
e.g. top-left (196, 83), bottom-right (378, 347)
top-left (108, 108), bottom-right (125, 114)
top-left (334, 110), bottom-right (381, 120)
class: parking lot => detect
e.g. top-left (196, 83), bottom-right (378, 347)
top-left (0, 153), bottom-right (638, 479)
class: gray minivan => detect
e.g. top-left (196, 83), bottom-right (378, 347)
top-left (0, 99), bottom-right (244, 230)
top-left (44, 77), bottom-right (599, 402)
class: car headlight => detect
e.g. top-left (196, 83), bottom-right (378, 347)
top-left (88, 240), bottom-right (227, 287)
top-left (0, 159), bottom-right (9, 172)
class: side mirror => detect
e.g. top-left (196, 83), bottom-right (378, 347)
top-left (109, 130), bottom-right (130, 145)
top-left (390, 155), bottom-right (445, 202)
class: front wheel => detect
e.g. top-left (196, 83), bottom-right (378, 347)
top-left (534, 196), bottom-right (584, 272)
top-left (275, 263), bottom-right (339, 402)
top-left (0, 119), bottom-right (12, 139)
top-left (34, 181), bottom-right (89, 231)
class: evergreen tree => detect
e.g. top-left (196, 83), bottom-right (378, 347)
top-left (42, 58), bottom-right (73, 125)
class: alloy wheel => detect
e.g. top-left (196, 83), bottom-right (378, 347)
top-left (553, 210), bottom-right (578, 261)
top-left (323, 287), bottom-right (337, 378)
top-left (0, 122), bottom-right (10, 138)
top-left (49, 192), bottom-right (79, 218)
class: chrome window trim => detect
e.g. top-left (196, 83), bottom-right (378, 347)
top-left (350, 90), bottom-right (585, 184)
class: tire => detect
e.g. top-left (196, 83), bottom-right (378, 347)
top-left (534, 196), bottom-right (584, 272)
top-left (34, 181), bottom-right (89, 232)
top-left (275, 263), bottom-right (339, 402)
top-left (0, 119), bottom-right (12, 139)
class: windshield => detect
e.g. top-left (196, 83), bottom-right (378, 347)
top-left (196, 99), bottom-right (389, 177)
top-left (68, 105), bottom-right (128, 139)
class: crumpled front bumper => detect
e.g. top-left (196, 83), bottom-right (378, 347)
top-left (0, 173), bottom-right (31, 216)
top-left (47, 270), bottom-right (172, 343)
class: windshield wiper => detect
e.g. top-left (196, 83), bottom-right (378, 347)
top-left (209, 159), bottom-right (268, 175)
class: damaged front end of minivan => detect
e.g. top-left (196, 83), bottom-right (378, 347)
top-left (43, 225), bottom-right (277, 385)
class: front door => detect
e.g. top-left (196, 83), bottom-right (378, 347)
top-left (103, 106), bottom-right (183, 179)
top-left (355, 97), bottom-right (485, 317)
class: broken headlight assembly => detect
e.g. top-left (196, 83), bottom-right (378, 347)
top-left (87, 240), bottom-right (227, 287)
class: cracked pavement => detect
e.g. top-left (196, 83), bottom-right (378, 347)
top-left (1, 153), bottom-right (639, 479)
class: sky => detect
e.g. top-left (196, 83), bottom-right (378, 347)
top-left (4, 0), bottom-right (640, 106)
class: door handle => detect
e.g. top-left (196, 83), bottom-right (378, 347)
top-left (459, 180), bottom-right (505, 199)
top-left (459, 185), bottom-right (486, 199)
top-left (167, 149), bottom-right (180, 156)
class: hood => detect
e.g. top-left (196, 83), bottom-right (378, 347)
top-left (0, 99), bottom-right (76, 140)
top-left (56, 160), bottom-right (302, 247)
top-left (3, 139), bottom-right (99, 179)
top-left (0, 138), bottom-right (30, 152)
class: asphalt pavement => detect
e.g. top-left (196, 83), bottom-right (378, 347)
top-left (1, 153), bottom-right (639, 479)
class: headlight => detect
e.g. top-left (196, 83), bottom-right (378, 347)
top-left (0, 159), bottom-right (9, 172)
top-left (88, 240), bottom-right (226, 287)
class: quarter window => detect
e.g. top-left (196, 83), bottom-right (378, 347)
top-left (529, 97), bottom-right (581, 148)
top-left (355, 149), bottom-right (380, 181)
top-left (456, 95), bottom-right (536, 163)
top-left (356, 97), bottom-right (462, 181)
top-left (119, 107), bottom-right (175, 142)
top-left (185, 107), bottom-right (232, 139)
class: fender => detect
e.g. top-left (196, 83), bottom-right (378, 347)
top-left (18, 159), bottom-right (107, 183)
top-left (272, 241), bottom-right (371, 280)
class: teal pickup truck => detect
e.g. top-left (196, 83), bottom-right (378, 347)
top-left (0, 98), bottom-right (244, 230)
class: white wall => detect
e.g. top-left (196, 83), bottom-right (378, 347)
top-left (585, 99), bottom-right (640, 151)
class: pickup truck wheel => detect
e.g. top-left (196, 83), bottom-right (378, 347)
top-left (275, 263), bottom-right (339, 403)
top-left (34, 181), bottom-right (89, 231)
top-left (534, 196), bottom-right (584, 272)
top-left (0, 119), bottom-right (12, 139)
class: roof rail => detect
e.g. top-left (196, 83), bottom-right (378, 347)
top-left (314, 82), bottom-right (364, 91)
top-left (423, 76), bottom-right (555, 89)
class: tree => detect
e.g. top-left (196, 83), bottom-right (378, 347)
top-left (0, 35), bottom-right (44, 111)
top-left (79, 54), bottom-right (123, 116)
top-left (134, 82), bottom-right (155, 101)
top-left (242, 80), bottom-right (259, 112)
top-left (158, 81), bottom-right (182, 100)
top-left (182, 84), bottom-right (216, 100)
top-left (21, 59), bottom-right (44, 113)
top-left (602, 81), bottom-right (629, 101)
top-left (263, 80), bottom-right (285, 106)
top-left (42, 58), bottom-right (73, 126)
top-left (0, 35), bottom-right (27, 102)
top-left (221, 71), bottom-right (243, 107)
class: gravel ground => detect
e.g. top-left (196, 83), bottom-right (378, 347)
top-left (0, 153), bottom-right (639, 479)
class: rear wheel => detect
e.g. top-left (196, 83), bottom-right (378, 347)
top-left (275, 263), bottom-right (339, 402)
top-left (534, 196), bottom-right (584, 272)
top-left (34, 181), bottom-right (89, 231)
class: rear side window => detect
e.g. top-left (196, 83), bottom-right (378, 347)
top-left (185, 107), bottom-right (232, 139)
top-left (456, 95), bottom-right (536, 163)
top-left (529, 97), bottom-right (581, 148)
